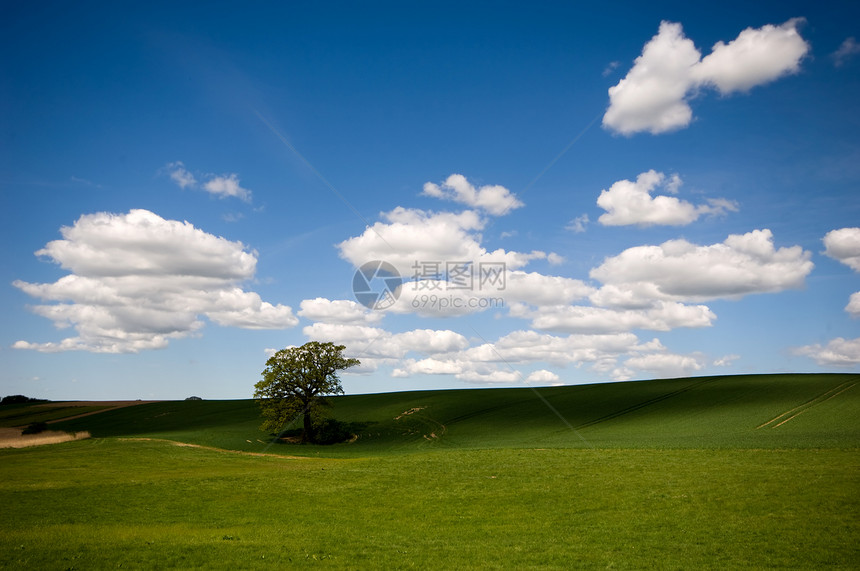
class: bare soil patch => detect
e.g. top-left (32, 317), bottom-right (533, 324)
top-left (394, 407), bottom-right (425, 420)
top-left (0, 427), bottom-right (91, 449)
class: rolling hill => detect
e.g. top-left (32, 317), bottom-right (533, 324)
top-left (47, 373), bottom-right (859, 456)
top-left (2, 373), bottom-right (857, 569)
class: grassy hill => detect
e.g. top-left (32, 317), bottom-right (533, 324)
top-left (3, 373), bottom-right (857, 569)
top-left (50, 373), bottom-right (860, 456)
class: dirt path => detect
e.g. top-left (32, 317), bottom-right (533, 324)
top-left (118, 437), bottom-right (311, 460)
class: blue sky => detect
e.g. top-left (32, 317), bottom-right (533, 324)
top-left (2, 1), bottom-right (859, 400)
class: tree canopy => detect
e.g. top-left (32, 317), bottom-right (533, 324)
top-left (253, 341), bottom-right (359, 443)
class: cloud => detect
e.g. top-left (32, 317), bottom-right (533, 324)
top-left (298, 297), bottom-right (383, 324)
top-left (303, 322), bottom-right (468, 359)
top-left (566, 214), bottom-right (589, 233)
top-left (203, 174), bottom-right (252, 202)
top-left (602, 61), bottom-right (620, 77)
top-left (603, 21), bottom-right (701, 135)
top-left (597, 170), bottom-right (737, 227)
top-left (546, 253), bottom-right (565, 266)
top-left (13, 209), bottom-right (297, 353)
top-left (713, 354), bottom-right (740, 367)
top-left (337, 207), bottom-right (547, 279)
top-left (831, 37), bottom-right (860, 67)
top-left (503, 271), bottom-right (593, 306)
top-left (823, 228), bottom-right (860, 318)
top-left (510, 301), bottom-right (716, 334)
top-left (692, 18), bottom-right (809, 93)
top-left (422, 174), bottom-right (523, 216)
top-left (526, 369), bottom-right (560, 384)
top-left (463, 330), bottom-right (645, 367)
top-left (793, 228), bottom-right (860, 361)
top-left (395, 329), bottom-right (471, 354)
top-left (380, 269), bottom-right (591, 318)
top-left (390, 329), bottom-right (651, 384)
top-left (823, 227), bottom-right (860, 272)
top-left (166, 161), bottom-right (197, 189)
top-left (590, 229), bottom-right (813, 303)
top-left (603, 19), bottom-right (809, 135)
top-left (846, 292), bottom-right (860, 319)
top-left (822, 227), bottom-right (860, 321)
top-left (165, 162), bottom-right (252, 202)
top-left (618, 351), bottom-right (705, 379)
top-left (302, 321), bottom-right (471, 374)
top-left (794, 337), bottom-right (860, 366)
top-left (423, 331), bottom-right (703, 384)
top-left (302, 323), bottom-right (395, 359)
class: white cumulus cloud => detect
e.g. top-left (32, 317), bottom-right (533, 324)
top-left (463, 330), bottom-right (645, 367)
top-left (618, 351), bottom-right (705, 379)
top-left (692, 18), bottom-right (809, 93)
top-left (165, 162), bottom-right (252, 202)
top-left (422, 174), bottom-right (523, 216)
top-left (298, 297), bottom-right (383, 324)
top-left (597, 170), bottom-right (737, 227)
top-left (604, 19), bottom-right (809, 135)
top-left (166, 161), bottom-right (197, 189)
top-left (846, 292), bottom-right (860, 319)
top-left (337, 207), bottom-right (547, 285)
top-left (511, 301), bottom-right (716, 334)
top-left (525, 369), bottom-right (561, 384)
top-left (590, 229), bottom-right (813, 303)
top-left (203, 174), bottom-right (252, 202)
top-left (822, 227), bottom-right (860, 319)
top-left (794, 337), bottom-right (860, 366)
top-left (566, 214), bottom-right (589, 233)
top-left (303, 322), bottom-right (468, 360)
top-left (823, 227), bottom-right (860, 272)
top-left (13, 209), bottom-right (297, 353)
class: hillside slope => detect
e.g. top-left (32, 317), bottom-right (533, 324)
top-left (51, 373), bottom-right (859, 456)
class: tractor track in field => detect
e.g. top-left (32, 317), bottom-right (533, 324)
top-left (42, 401), bottom-right (160, 424)
top-left (574, 376), bottom-right (722, 430)
top-left (756, 378), bottom-right (858, 430)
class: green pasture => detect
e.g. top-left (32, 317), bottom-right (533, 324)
top-left (48, 373), bottom-right (860, 455)
top-left (1, 373), bottom-right (857, 569)
top-left (0, 404), bottom-right (111, 428)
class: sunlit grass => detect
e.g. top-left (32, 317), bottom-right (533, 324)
top-left (4, 374), bottom-right (857, 568)
top-left (1, 439), bottom-right (856, 569)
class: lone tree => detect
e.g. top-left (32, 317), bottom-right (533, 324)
top-left (254, 341), bottom-right (359, 443)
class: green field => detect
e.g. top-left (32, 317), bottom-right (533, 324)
top-left (0, 404), bottom-right (111, 428)
top-left (1, 373), bottom-right (858, 568)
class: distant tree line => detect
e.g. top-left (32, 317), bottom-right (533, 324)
top-left (1, 395), bottom-right (48, 405)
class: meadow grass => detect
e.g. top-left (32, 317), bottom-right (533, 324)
top-left (0, 439), bottom-right (856, 569)
top-left (2, 374), bottom-right (857, 568)
top-left (0, 405), bottom-right (111, 428)
top-left (49, 373), bottom-right (860, 456)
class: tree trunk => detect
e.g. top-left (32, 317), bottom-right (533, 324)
top-left (301, 408), bottom-right (313, 443)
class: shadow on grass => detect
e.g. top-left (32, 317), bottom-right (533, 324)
top-left (273, 420), bottom-right (376, 445)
